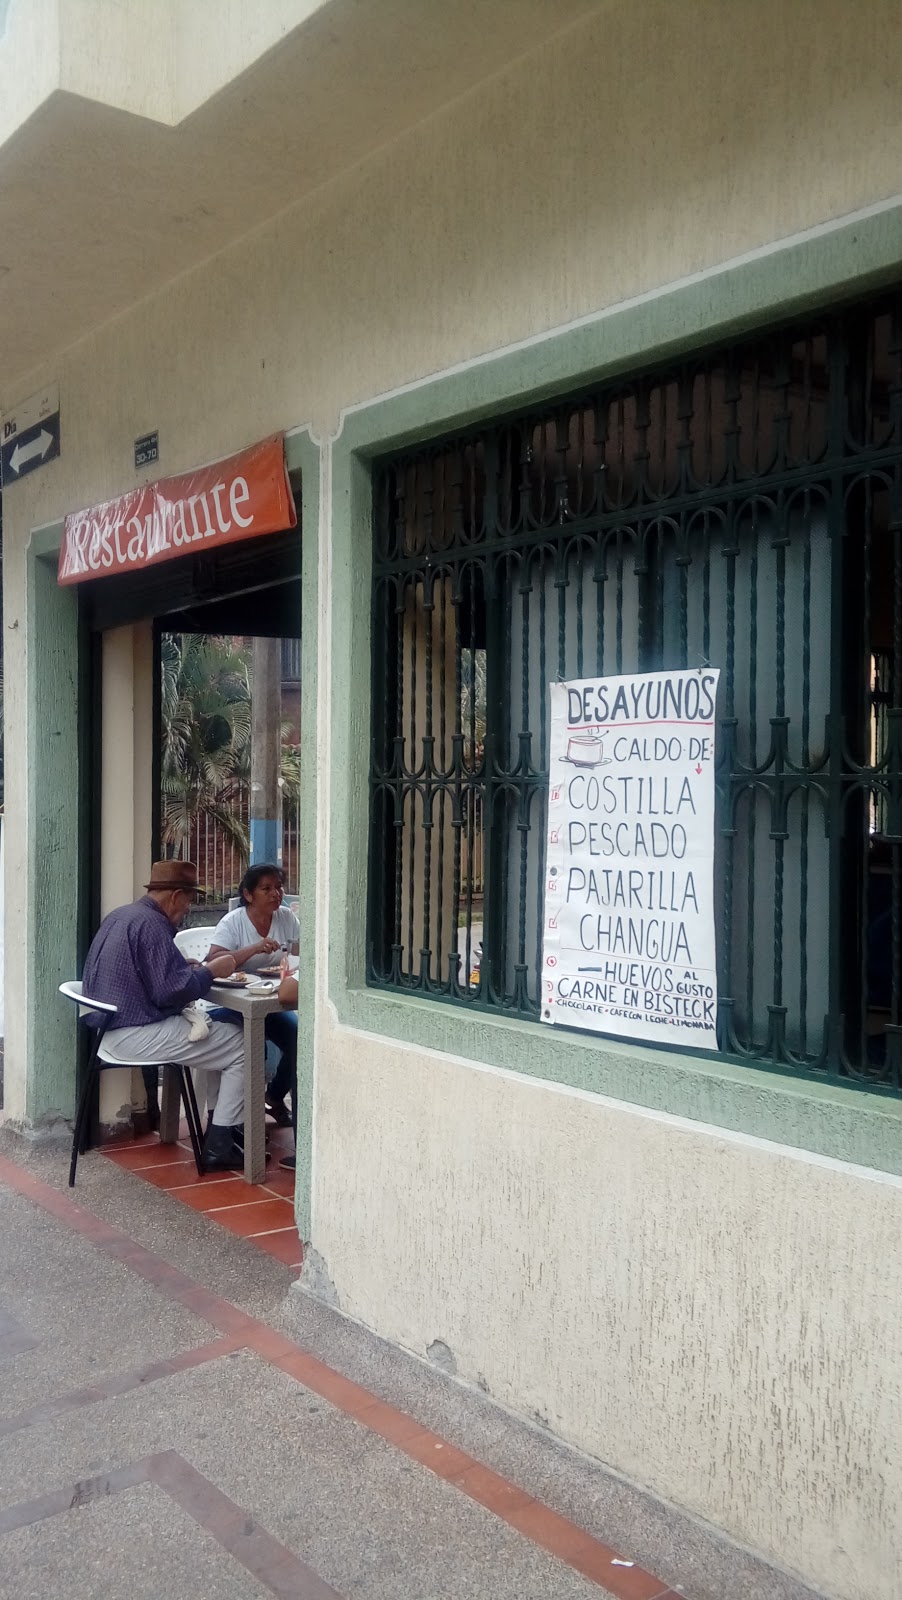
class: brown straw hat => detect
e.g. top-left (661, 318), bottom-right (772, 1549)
top-left (144, 860), bottom-right (199, 892)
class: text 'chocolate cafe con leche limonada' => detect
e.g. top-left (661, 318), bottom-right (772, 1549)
top-left (56, 435), bottom-right (296, 585)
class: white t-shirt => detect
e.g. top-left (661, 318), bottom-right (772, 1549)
top-left (210, 904), bottom-right (300, 973)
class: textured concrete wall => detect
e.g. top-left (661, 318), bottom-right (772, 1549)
top-left (313, 1022), bottom-right (902, 1600)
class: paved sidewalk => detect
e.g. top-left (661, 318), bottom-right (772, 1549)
top-left (0, 1131), bottom-right (826, 1600)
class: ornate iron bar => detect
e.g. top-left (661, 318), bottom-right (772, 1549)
top-left (367, 289), bottom-right (902, 1092)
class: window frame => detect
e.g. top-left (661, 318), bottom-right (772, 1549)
top-left (365, 285), bottom-right (902, 1098)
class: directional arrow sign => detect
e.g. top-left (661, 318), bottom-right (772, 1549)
top-left (1, 386), bottom-right (60, 486)
top-left (1, 415), bottom-right (60, 483)
top-left (9, 428), bottom-right (55, 475)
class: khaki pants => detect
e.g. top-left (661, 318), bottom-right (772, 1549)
top-left (100, 1015), bottom-right (244, 1127)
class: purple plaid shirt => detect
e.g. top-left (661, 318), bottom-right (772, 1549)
top-left (81, 896), bottom-right (213, 1028)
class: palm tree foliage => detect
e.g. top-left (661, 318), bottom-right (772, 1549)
top-left (160, 634), bottom-right (252, 858)
top-left (160, 633), bottom-right (302, 874)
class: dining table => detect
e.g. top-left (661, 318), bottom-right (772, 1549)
top-left (202, 979), bottom-right (291, 1183)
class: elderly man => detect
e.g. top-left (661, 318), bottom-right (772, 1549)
top-left (81, 860), bottom-right (248, 1172)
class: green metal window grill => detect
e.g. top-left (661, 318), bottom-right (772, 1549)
top-left (368, 287), bottom-right (902, 1093)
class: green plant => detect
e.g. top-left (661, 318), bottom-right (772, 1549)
top-left (160, 634), bottom-right (251, 857)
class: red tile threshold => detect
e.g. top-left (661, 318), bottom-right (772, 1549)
top-left (253, 1229), bottom-right (304, 1267)
top-left (100, 1142), bottom-right (303, 1268)
top-left (170, 1178), bottom-right (270, 1211)
top-left (105, 1144), bottom-right (189, 1171)
top-left (211, 1199), bottom-right (297, 1238)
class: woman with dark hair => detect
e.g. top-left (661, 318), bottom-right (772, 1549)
top-left (206, 863), bottom-right (299, 1132)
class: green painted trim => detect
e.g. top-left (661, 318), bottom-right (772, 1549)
top-left (326, 197), bottom-right (902, 1178)
top-left (26, 524), bottom-right (81, 1124)
top-left (339, 989), bottom-right (902, 1176)
top-left (285, 430), bottom-right (319, 1240)
top-left (339, 198), bottom-right (902, 458)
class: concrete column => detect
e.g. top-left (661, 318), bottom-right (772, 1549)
top-left (250, 635), bottom-right (282, 866)
top-left (98, 621), bottom-right (154, 1131)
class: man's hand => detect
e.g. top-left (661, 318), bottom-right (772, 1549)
top-left (205, 954), bottom-right (237, 979)
top-left (257, 937), bottom-right (281, 955)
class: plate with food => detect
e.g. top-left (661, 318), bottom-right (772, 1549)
top-left (214, 971), bottom-right (249, 988)
top-left (257, 965), bottom-right (285, 978)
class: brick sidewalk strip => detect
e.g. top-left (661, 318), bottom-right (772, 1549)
top-left (0, 1152), bottom-right (677, 1600)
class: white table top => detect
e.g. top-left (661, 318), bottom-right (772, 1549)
top-left (207, 981), bottom-right (288, 1015)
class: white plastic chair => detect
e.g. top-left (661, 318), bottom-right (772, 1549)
top-left (173, 928), bottom-right (217, 1114)
top-left (173, 927), bottom-right (214, 961)
top-left (58, 980), bottom-right (204, 1186)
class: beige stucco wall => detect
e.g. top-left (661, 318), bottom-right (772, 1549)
top-left (3, 4), bottom-right (902, 1591)
top-left (4, 0), bottom-right (902, 482)
top-left (313, 1022), bottom-right (901, 1600)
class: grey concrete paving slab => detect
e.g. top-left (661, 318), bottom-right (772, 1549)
top-left (0, 1132), bottom-right (296, 1323)
top-left (0, 1187), bottom-right (217, 1410)
top-left (0, 1480), bottom-right (272, 1600)
top-left (279, 1286), bottom-right (826, 1600)
top-left (0, 1130), bottom-right (829, 1600)
top-left (0, 1350), bottom-right (614, 1600)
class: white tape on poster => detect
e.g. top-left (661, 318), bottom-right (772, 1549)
top-left (541, 668), bottom-right (720, 1049)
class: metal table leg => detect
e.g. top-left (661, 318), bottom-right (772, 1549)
top-left (243, 1010), bottom-right (267, 1184)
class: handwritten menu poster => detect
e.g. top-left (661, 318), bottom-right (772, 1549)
top-left (541, 669), bottom-right (720, 1050)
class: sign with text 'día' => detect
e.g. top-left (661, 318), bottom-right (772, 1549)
top-left (541, 668), bottom-right (720, 1050)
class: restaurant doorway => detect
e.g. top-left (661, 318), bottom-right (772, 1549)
top-left (76, 515), bottom-right (302, 1143)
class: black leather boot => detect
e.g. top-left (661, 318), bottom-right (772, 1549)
top-left (202, 1124), bottom-right (244, 1171)
top-left (229, 1124), bottom-right (271, 1162)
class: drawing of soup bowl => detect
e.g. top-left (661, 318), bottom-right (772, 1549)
top-left (565, 734), bottom-right (610, 766)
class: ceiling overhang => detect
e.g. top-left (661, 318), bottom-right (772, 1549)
top-left (0, 0), bottom-right (595, 401)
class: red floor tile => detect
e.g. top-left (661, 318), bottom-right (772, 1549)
top-left (100, 1127), bottom-right (302, 1270)
top-left (211, 1199), bottom-right (296, 1237)
top-left (102, 1131), bottom-right (160, 1151)
top-left (449, 1463), bottom-right (534, 1515)
top-left (270, 1349), bottom-right (332, 1385)
top-left (126, 1160), bottom-right (203, 1190)
top-left (266, 1134), bottom-right (294, 1159)
top-left (402, 1431), bottom-right (475, 1481)
top-left (505, 1502), bottom-right (601, 1562)
top-left (253, 1229), bottom-right (304, 1267)
top-left (358, 1400), bottom-right (429, 1448)
top-left (104, 1145), bottom-right (187, 1171)
top-left (260, 1171), bottom-right (296, 1198)
top-left (171, 1179), bottom-right (272, 1211)
top-left (569, 1548), bottom-right (670, 1600)
top-left (244, 1326), bottom-right (300, 1361)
